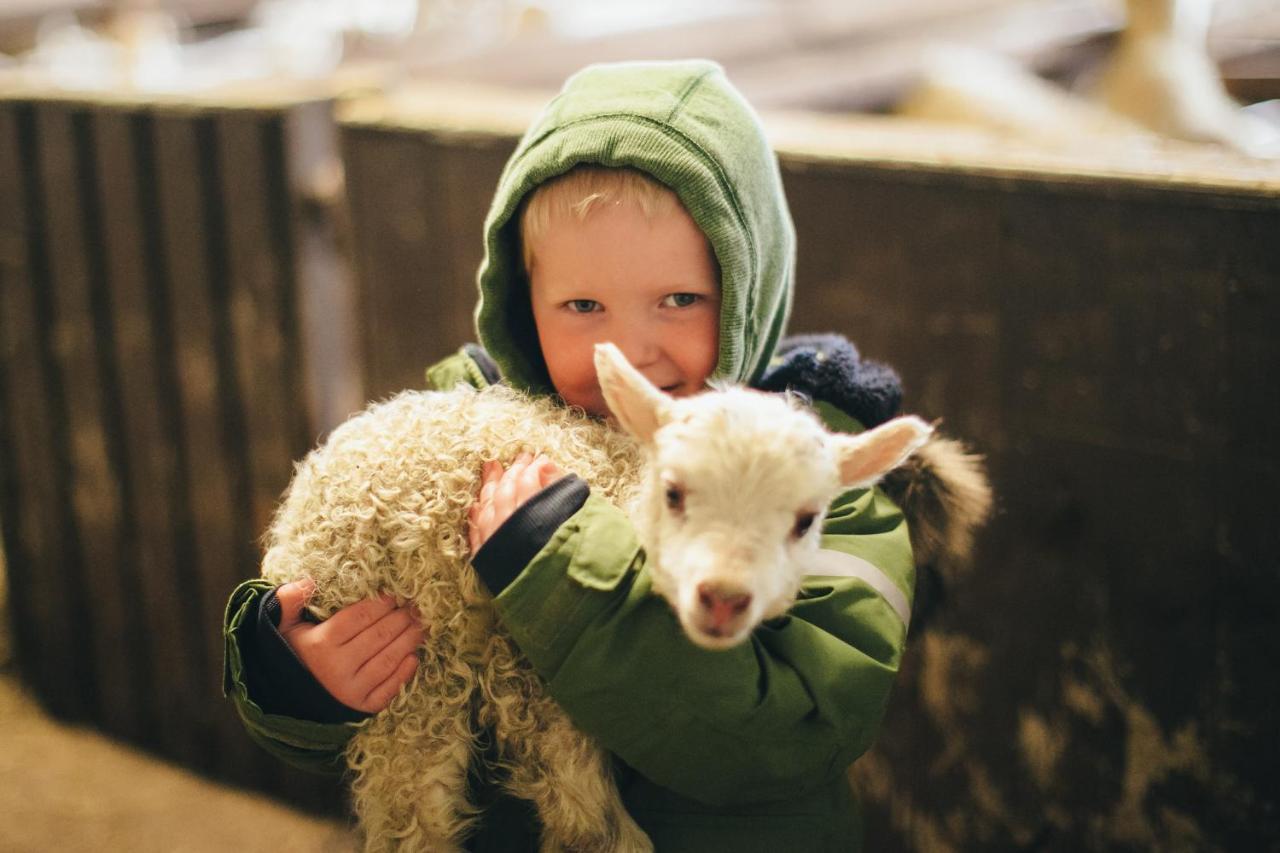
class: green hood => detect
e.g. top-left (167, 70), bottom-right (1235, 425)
top-left (475, 59), bottom-right (796, 395)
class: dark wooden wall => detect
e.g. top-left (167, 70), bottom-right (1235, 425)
top-left (341, 122), bottom-right (517, 398)
top-left (339, 109), bottom-right (1280, 850)
top-left (0, 91), bottom-right (351, 814)
top-left (782, 157), bottom-right (1279, 851)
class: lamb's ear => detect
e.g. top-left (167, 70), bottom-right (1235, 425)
top-left (832, 415), bottom-right (933, 489)
top-left (594, 342), bottom-right (671, 443)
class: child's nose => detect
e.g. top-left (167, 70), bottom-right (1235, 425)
top-left (610, 329), bottom-right (661, 370)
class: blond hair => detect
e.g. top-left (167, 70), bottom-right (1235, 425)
top-left (519, 165), bottom-right (684, 273)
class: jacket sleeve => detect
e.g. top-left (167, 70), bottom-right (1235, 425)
top-left (489, 402), bottom-right (914, 807)
top-left (223, 579), bottom-right (362, 774)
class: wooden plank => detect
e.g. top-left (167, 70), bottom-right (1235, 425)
top-left (436, 135), bottom-right (516, 361)
top-left (67, 103), bottom-right (156, 743)
top-left (3, 101), bottom-right (102, 722)
top-left (279, 100), bottom-right (362, 436)
top-left (0, 103), bottom-right (82, 716)
top-left (0, 106), bottom-right (34, 688)
top-left (89, 105), bottom-right (200, 760)
top-left (149, 109), bottom-right (260, 776)
top-left (214, 111), bottom-right (310, 542)
top-left (1211, 204), bottom-right (1280, 848)
top-left (341, 125), bottom-right (447, 399)
top-left (32, 101), bottom-right (139, 736)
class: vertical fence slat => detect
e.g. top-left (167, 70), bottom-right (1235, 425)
top-left (0, 104), bottom-right (79, 715)
top-left (150, 109), bottom-right (260, 776)
top-left (7, 101), bottom-right (99, 721)
top-left (75, 103), bottom-right (156, 742)
top-left (437, 137), bottom-right (512, 360)
top-left (215, 112), bottom-right (303, 539)
top-left (33, 101), bottom-right (139, 734)
top-left (342, 127), bottom-right (445, 399)
top-left (280, 102), bottom-right (361, 436)
top-left (90, 106), bottom-right (200, 760)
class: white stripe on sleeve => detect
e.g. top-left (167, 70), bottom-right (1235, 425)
top-left (806, 548), bottom-right (911, 627)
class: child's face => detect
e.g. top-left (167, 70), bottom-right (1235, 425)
top-left (528, 200), bottom-right (721, 418)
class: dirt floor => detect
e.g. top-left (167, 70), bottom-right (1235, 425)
top-left (0, 537), bottom-right (357, 851)
top-left (0, 673), bottom-right (357, 852)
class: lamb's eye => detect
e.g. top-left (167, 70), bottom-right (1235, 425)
top-left (665, 484), bottom-right (685, 513)
top-left (792, 512), bottom-right (818, 539)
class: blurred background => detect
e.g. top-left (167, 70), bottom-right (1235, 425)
top-left (0, 0), bottom-right (1277, 850)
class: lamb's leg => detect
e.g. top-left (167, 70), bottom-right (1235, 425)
top-left (348, 704), bottom-right (477, 853)
top-left (495, 693), bottom-right (652, 853)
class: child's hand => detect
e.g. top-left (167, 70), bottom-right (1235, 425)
top-left (468, 452), bottom-right (563, 554)
top-left (274, 578), bottom-right (425, 714)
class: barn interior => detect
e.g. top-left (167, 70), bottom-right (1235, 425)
top-left (1, 1), bottom-right (1277, 850)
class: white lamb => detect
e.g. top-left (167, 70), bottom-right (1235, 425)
top-left (260, 342), bottom-right (934, 852)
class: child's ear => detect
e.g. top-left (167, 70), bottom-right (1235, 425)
top-left (594, 342), bottom-right (671, 443)
top-left (831, 416), bottom-right (933, 489)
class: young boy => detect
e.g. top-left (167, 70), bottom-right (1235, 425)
top-left (224, 60), bottom-right (915, 852)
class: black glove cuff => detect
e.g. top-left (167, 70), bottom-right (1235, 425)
top-left (240, 588), bottom-right (370, 724)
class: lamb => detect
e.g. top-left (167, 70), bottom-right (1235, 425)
top-left (260, 342), bottom-right (937, 852)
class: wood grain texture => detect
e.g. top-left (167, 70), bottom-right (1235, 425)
top-left (90, 106), bottom-right (202, 761)
top-left (0, 103), bottom-right (90, 721)
top-left (0, 90), bottom-right (349, 813)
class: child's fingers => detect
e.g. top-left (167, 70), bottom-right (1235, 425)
top-left (362, 651), bottom-right (421, 713)
top-left (479, 468), bottom-right (499, 505)
top-left (342, 604), bottom-right (418, 667)
top-left (516, 455), bottom-right (554, 503)
top-left (354, 618), bottom-right (424, 696)
top-left (537, 457), bottom-right (563, 490)
top-left (476, 499), bottom-right (498, 550)
top-left (491, 457), bottom-right (525, 521)
top-left (319, 592), bottom-right (399, 646)
top-left (467, 503), bottom-right (481, 555)
top-left (472, 454), bottom-right (539, 552)
top-left (273, 578), bottom-right (316, 630)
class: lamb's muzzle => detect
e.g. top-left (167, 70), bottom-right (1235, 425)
top-left (696, 582), bottom-right (753, 637)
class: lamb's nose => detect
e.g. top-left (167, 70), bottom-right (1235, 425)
top-left (696, 583), bottom-right (752, 629)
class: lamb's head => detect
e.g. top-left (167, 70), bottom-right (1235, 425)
top-left (594, 342), bottom-right (932, 650)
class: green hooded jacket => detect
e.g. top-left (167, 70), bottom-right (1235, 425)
top-left (224, 60), bottom-right (914, 852)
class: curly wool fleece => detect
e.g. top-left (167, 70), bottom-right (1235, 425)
top-left (261, 385), bottom-right (650, 852)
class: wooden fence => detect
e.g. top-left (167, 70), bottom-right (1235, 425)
top-left (0, 84), bottom-right (357, 812)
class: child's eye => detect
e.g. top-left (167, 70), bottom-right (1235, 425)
top-left (566, 299), bottom-right (601, 313)
top-left (662, 293), bottom-right (702, 309)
